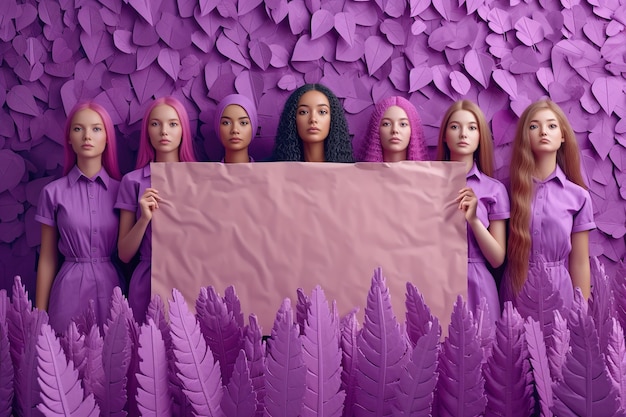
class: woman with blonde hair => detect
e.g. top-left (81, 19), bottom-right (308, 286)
top-left (503, 99), bottom-right (595, 308)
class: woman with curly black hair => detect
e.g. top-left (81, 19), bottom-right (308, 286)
top-left (272, 84), bottom-right (354, 162)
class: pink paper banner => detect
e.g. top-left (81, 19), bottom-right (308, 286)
top-left (151, 161), bottom-right (467, 333)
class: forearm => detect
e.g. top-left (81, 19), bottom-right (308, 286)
top-left (569, 231), bottom-right (591, 299)
top-left (468, 218), bottom-right (506, 268)
top-left (36, 225), bottom-right (58, 311)
top-left (118, 213), bottom-right (150, 263)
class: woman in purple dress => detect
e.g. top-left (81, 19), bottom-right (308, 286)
top-left (358, 96), bottom-right (428, 162)
top-left (36, 101), bottom-right (122, 333)
top-left (504, 99), bottom-right (594, 309)
top-left (214, 94), bottom-right (257, 163)
top-left (437, 100), bottom-right (509, 323)
top-left (116, 96), bottom-right (197, 323)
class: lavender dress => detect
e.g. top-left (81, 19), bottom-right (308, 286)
top-left (501, 166), bottom-right (595, 309)
top-left (466, 163), bottom-right (510, 323)
top-left (35, 166), bottom-right (122, 333)
top-left (115, 165), bottom-right (152, 323)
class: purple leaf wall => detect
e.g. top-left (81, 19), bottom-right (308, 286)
top-left (1, 0), bottom-right (625, 297)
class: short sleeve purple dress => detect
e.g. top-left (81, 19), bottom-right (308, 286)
top-left (501, 166), bottom-right (595, 309)
top-left (466, 163), bottom-right (510, 323)
top-left (35, 166), bottom-right (122, 333)
top-left (115, 165), bottom-right (152, 323)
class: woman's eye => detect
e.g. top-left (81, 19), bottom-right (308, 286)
top-left (549, 123), bottom-right (557, 129)
top-left (319, 109), bottom-right (328, 115)
top-left (93, 127), bottom-right (102, 132)
top-left (449, 125), bottom-right (458, 130)
top-left (400, 122), bottom-right (409, 127)
top-left (298, 110), bottom-right (308, 115)
top-left (73, 127), bottom-right (82, 132)
top-left (170, 122), bottom-right (178, 127)
top-left (469, 126), bottom-right (477, 130)
top-left (381, 122), bottom-right (390, 127)
top-left (241, 121), bottom-right (249, 126)
top-left (222, 121), bottom-right (230, 126)
top-left (529, 124), bottom-right (538, 130)
top-left (150, 122), bottom-right (159, 127)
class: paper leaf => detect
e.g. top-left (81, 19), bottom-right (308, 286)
top-left (492, 69), bottom-right (518, 99)
top-left (156, 12), bottom-right (192, 50)
top-left (0, 150), bottom-right (26, 194)
top-left (591, 77), bottom-right (623, 116)
top-left (169, 289), bottom-right (224, 417)
top-left (380, 19), bottom-right (405, 46)
top-left (464, 50), bottom-right (493, 89)
top-left (6, 85), bottom-right (39, 116)
top-left (392, 318), bottom-right (440, 415)
top-left (77, 5), bottom-right (104, 37)
top-left (36, 323), bottom-right (99, 416)
top-left (216, 33), bottom-right (249, 67)
top-left (0, 324), bottom-right (14, 416)
top-left (15, 310), bottom-right (47, 417)
top-left (334, 12), bottom-right (355, 46)
top-left (589, 117), bottom-right (616, 160)
top-left (136, 319), bottom-right (172, 416)
top-left (310, 9), bottom-right (334, 40)
top-left (552, 293), bottom-right (626, 416)
top-left (354, 268), bottom-right (409, 416)
top-left (238, 0), bottom-right (263, 15)
top-left (101, 314), bottom-right (131, 416)
top-left (450, 70), bottom-right (471, 95)
top-left (340, 310), bottom-right (359, 417)
top-left (428, 25), bottom-right (455, 52)
top-left (553, 39), bottom-right (602, 69)
top-left (195, 286), bottom-right (243, 386)
top-left (248, 40), bottom-right (272, 71)
top-left (264, 299), bottom-right (306, 417)
top-left (524, 317), bottom-right (554, 417)
top-left (404, 282), bottom-right (435, 347)
top-left (291, 34), bottom-right (324, 62)
top-left (79, 30), bottom-right (115, 64)
top-left (112, 30), bottom-right (137, 54)
top-left (547, 310), bottom-right (569, 383)
top-left (408, 67), bottom-right (433, 93)
top-left (606, 317), bottom-right (626, 409)
top-left (157, 48), bottom-right (181, 81)
top-left (296, 288), bottom-right (310, 336)
top-left (244, 314), bottom-right (266, 416)
top-left (435, 296), bottom-right (486, 417)
top-left (514, 17), bottom-right (545, 46)
top-left (432, 65), bottom-right (455, 100)
top-left (301, 286), bottom-right (344, 416)
top-left (128, 0), bottom-right (156, 25)
top-left (364, 36), bottom-right (393, 76)
top-left (220, 350), bottom-right (256, 417)
top-left (589, 257), bottom-right (615, 353)
top-left (487, 8), bottom-right (513, 34)
top-left (484, 303), bottom-right (534, 417)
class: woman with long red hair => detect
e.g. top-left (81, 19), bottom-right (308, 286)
top-left (503, 99), bottom-right (595, 308)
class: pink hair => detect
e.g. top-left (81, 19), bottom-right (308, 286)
top-left (135, 96), bottom-right (197, 168)
top-left (63, 101), bottom-right (121, 180)
top-left (358, 96), bottom-right (427, 162)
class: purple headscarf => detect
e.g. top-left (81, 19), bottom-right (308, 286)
top-left (214, 94), bottom-right (258, 144)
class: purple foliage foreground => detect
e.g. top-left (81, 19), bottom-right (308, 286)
top-left (2, 261), bottom-right (626, 417)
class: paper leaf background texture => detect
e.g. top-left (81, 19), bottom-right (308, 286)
top-left (0, 1), bottom-right (624, 310)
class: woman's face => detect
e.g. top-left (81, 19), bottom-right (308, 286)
top-left (444, 109), bottom-right (480, 161)
top-left (219, 104), bottom-right (252, 151)
top-left (69, 108), bottom-right (107, 161)
top-left (296, 90), bottom-right (331, 144)
top-left (528, 108), bottom-right (564, 156)
top-left (148, 104), bottom-right (183, 156)
top-left (379, 105), bottom-right (411, 156)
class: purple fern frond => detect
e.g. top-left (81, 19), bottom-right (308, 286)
top-left (515, 260), bottom-right (565, 350)
top-left (612, 261), bottom-right (626, 336)
top-left (83, 324), bottom-right (104, 402)
top-left (301, 286), bottom-right (344, 417)
top-left (392, 317), bottom-right (440, 416)
top-left (404, 282), bottom-right (434, 347)
top-left (136, 319), bottom-right (172, 417)
top-left (0, 322), bottom-right (14, 417)
top-left (101, 314), bottom-right (131, 416)
top-left (552, 289), bottom-right (625, 417)
top-left (243, 314), bottom-right (265, 417)
top-left (296, 288), bottom-right (311, 336)
top-left (606, 317), bottom-right (626, 410)
top-left (589, 256), bottom-right (614, 353)
top-left (548, 310), bottom-right (569, 383)
top-left (224, 286), bottom-right (244, 329)
top-left (435, 295), bottom-right (486, 417)
top-left (475, 297), bottom-right (495, 364)
top-left (168, 289), bottom-right (224, 417)
top-left (36, 323), bottom-right (100, 416)
top-left (15, 309), bottom-right (47, 417)
top-left (340, 309), bottom-right (359, 417)
top-left (484, 302), bottom-right (534, 417)
top-left (60, 322), bottom-right (86, 382)
top-left (196, 286), bottom-right (244, 386)
top-left (0, 289), bottom-right (8, 332)
top-left (524, 317), bottom-right (553, 417)
top-left (74, 300), bottom-right (97, 337)
top-left (264, 299), bottom-right (306, 417)
top-left (221, 350), bottom-right (256, 417)
top-left (354, 268), bottom-right (409, 416)
top-left (8, 276), bottom-right (34, 373)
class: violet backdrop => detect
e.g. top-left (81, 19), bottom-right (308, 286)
top-left (0, 0), bottom-right (625, 297)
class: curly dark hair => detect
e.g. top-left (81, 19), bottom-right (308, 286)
top-left (272, 84), bottom-right (354, 162)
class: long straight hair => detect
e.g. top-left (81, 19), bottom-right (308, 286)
top-left (63, 101), bottom-right (121, 180)
top-left (507, 99), bottom-right (587, 295)
top-left (436, 100), bottom-right (494, 177)
top-left (135, 96), bottom-right (197, 169)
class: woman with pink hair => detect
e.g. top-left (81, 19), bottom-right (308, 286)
top-left (358, 96), bottom-right (427, 162)
top-left (36, 101), bottom-right (122, 333)
top-left (116, 96), bottom-right (197, 323)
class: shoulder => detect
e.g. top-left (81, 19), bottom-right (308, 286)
top-left (120, 168), bottom-right (145, 186)
top-left (561, 178), bottom-right (592, 202)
